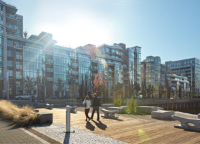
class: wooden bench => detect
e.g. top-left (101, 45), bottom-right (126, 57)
top-left (101, 109), bottom-right (118, 119)
top-left (172, 115), bottom-right (200, 132)
top-left (46, 103), bottom-right (53, 109)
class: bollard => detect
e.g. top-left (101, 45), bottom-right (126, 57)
top-left (66, 105), bottom-right (71, 133)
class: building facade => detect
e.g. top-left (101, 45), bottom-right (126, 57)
top-left (141, 56), bottom-right (161, 89)
top-left (166, 58), bottom-right (200, 92)
top-left (166, 74), bottom-right (189, 91)
top-left (0, 1), bottom-right (142, 99)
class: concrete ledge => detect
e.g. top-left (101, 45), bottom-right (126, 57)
top-left (151, 110), bottom-right (174, 120)
top-left (137, 106), bottom-right (163, 114)
top-left (198, 113), bottom-right (200, 119)
top-left (107, 107), bottom-right (123, 113)
top-left (101, 103), bottom-right (114, 108)
top-left (37, 112), bottom-right (53, 124)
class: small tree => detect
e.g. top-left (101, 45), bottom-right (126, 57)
top-left (93, 73), bottom-right (103, 96)
top-left (23, 76), bottom-right (36, 94)
top-left (126, 97), bottom-right (137, 114)
top-left (56, 78), bottom-right (64, 97)
top-left (111, 82), bottom-right (123, 98)
top-left (159, 85), bottom-right (165, 99)
top-left (133, 82), bottom-right (141, 96)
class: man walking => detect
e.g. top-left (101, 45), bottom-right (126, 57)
top-left (91, 94), bottom-right (100, 121)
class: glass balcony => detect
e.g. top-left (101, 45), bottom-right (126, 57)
top-left (47, 77), bottom-right (53, 81)
top-left (16, 75), bottom-right (22, 79)
top-left (69, 63), bottom-right (78, 67)
top-left (46, 68), bottom-right (53, 72)
top-left (71, 71), bottom-right (78, 75)
top-left (6, 13), bottom-right (17, 23)
top-left (16, 55), bottom-right (22, 59)
top-left (6, 24), bottom-right (18, 33)
top-left (46, 59), bottom-right (53, 63)
top-left (16, 65), bottom-right (22, 69)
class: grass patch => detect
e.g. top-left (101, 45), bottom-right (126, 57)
top-left (0, 100), bottom-right (39, 127)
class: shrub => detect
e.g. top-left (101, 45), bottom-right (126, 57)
top-left (126, 97), bottom-right (137, 114)
top-left (0, 100), bottom-right (39, 127)
top-left (113, 98), bottom-right (124, 107)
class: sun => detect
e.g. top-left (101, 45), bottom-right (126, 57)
top-left (42, 16), bottom-right (113, 48)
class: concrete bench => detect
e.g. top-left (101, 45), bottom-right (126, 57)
top-left (101, 103), bottom-right (114, 109)
top-left (172, 115), bottom-right (200, 132)
top-left (137, 106), bottom-right (163, 114)
top-left (70, 106), bottom-right (77, 114)
top-left (101, 109), bottom-right (118, 119)
top-left (107, 107), bottom-right (123, 113)
top-left (37, 112), bottom-right (53, 124)
top-left (151, 110), bottom-right (174, 120)
top-left (46, 103), bottom-right (53, 109)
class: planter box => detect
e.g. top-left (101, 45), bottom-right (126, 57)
top-left (37, 112), bottom-right (53, 124)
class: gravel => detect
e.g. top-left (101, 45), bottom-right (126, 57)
top-left (34, 122), bottom-right (129, 144)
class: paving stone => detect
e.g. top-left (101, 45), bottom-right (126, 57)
top-left (0, 119), bottom-right (45, 144)
top-left (34, 122), bottom-right (128, 144)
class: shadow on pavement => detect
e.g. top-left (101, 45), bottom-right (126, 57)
top-left (93, 120), bottom-right (107, 130)
top-left (85, 121), bottom-right (95, 131)
top-left (64, 133), bottom-right (70, 144)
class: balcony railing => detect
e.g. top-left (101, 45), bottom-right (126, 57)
top-left (71, 71), bottom-right (78, 75)
top-left (6, 24), bottom-right (18, 30)
top-left (6, 13), bottom-right (17, 20)
top-left (16, 55), bottom-right (22, 59)
top-left (16, 65), bottom-right (22, 69)
top-left (47, 77), bottom-right (53, 81)
top-left (16, 75), bottom-right (22, 79)
top-left (46, 59), bottom-right (53, 63)
top-left (46, 68), bottom-right (53, 72)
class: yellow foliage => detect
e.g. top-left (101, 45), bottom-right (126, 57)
top-left (0, 100), bottom-right (39, 126)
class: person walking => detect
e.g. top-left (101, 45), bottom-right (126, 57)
top-left (83, 95), bottom-right (91, 121)
top-left (91, 94), bottom-right (101, 121)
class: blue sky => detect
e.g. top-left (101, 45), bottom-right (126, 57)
top-left (6, 0), bottom-right (200, 63)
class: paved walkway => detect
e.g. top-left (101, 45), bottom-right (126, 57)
top-left (0, 119), bottom-right (47, 144)
top-left (34, 122), bottom-right (128, 144)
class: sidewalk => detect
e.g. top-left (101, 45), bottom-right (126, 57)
top-left (0, 119), bottom-right (48, 144)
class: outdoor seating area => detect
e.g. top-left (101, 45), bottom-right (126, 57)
top-left (137, 106), bottom-right (163, 114)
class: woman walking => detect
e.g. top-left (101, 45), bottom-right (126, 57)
top-left (83, 95), bottom-right (91, 121)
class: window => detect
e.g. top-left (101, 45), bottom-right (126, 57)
top-left (7, 40), bottom-right (13, 47)
top-left (7, 60), bottom-right (13, 67)
top-left (7, 50), bottom-right (13, 57)
top-left (0, 48), bottom-right (2, 56)
top-left (0, 36), bottom-right (2, 45)
top-left (0, 26), bottom-right (2, 34)
top-left (8, 70), bottom-right (13, 76)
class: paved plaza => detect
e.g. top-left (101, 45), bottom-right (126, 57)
top-left (1, 108), bottom-right (200, 144)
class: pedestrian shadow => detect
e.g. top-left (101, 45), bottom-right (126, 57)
top-left (93, 120), bottom-right (107, 130)
top-left (85, 121), bottom-right (95, 131)
top-left (63, 133), bottom-right (70, 144)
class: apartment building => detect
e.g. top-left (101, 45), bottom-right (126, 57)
top-left (0, 1), bottom-right (142, 99)
top-left (166, 58), bottom-right (200, 92)
top-left (141, 56), bottom-right (161, 89)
